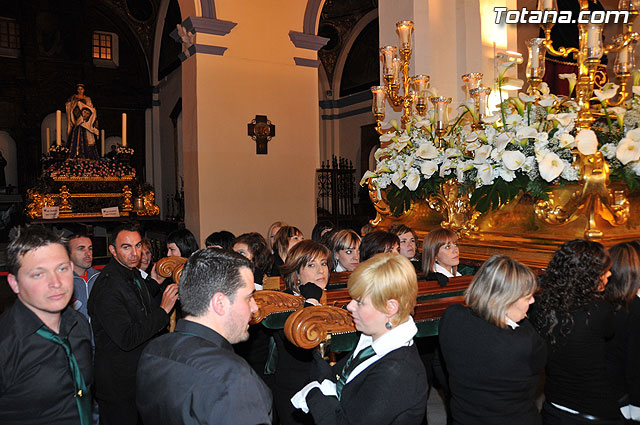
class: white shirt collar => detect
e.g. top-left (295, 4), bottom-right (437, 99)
top-left (335, 263), bottom-right (347, 272)
top-left (353, 316), bottom-right (417, 358)
top-left (506, 316), bottom-right (519, 329)
top-left (138, 268), bottom-right (149, 279)
top-left (434, 263), bottom-right (460, 277)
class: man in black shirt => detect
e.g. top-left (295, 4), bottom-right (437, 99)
top-left (88, 224), bottom-right (179, 425)
top-left (0, 226), bottom-right (93, 424)
top-left (136, 248), bottom-right (273, 425)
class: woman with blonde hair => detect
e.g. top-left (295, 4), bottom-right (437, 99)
top-left (292, 253), bottom-right (428, 425)
top-left (267, 220), bottom-right (287, 253)
top-left (438, 255), bottom-right (546, 425)
top-left (327, 229), bottom-right (361, 272)
top-left (274, 240), bottom-right (330, 425)
top-left (422, 227), bottom-right (460, 277)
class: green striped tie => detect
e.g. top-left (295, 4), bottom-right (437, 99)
top-left (336, 345), bottom-right (376, 400)
top-left (36, 326), bottom-right (92, 425)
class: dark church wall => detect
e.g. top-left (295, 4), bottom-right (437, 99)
top-left (0, 0), bottom-right (157, 192)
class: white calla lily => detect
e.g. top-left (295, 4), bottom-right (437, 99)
top-left (421, 160), bottom-right (438, 177)
top-left (518, 93), bottom-right (535, 103)
top-left (475, 163), bottom-right (494, 185)
top-left (482, 114), bottom-right (501, 124)
top-left (538, 96), bottom-right (555, 107)
top-left (416, 143), bottom-right (439, 159)
top-left (495, 132), bottom-right (512, 152)
top-left (576, 129), bottom-right (598, 155)
top-left (379, 133), bottom-right (395, 142)
top-left (516, 126), bottom-right (538, 140)
top-left (539, 152), bottom-right (565, 182)
top-left (634, 86), bottom-right (640, 97)
top-left (405, 169), bottom-right (420, 191)
top-left (502, 150), bottom-right (526, 171)
top-left (547, 113), bottom-right (575, 127)
top-left (626, 128), bottom-right (640, 142)
top-left (610, 106), bottom-right (626, 128)
top-left (593, 83), bottom-right (619, 103)
top-left (391, 171), bottom-right (405, 189)
top-left (616, 138), bottom-right (640, 165)
top-left (359, 170), bottom-right (377, 186)
top-left (473, 145), bottom-right (492, 164)
top-left (558, 73), bottom-right (577, 95)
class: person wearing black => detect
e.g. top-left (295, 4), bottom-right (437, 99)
top-left (1, 226), bottom-right (93, 425)
top-left (606, 242), bottom-right (640, 423)
top-left (438, 255), bottom-right (546, 425)
top-left (531, 239), bottom-right (622, 425)
top-left (88, 224), bottom-right (179, 425)
top-left (292, 253), bottom-right (428, 425)
top-left (137, 249), bottom-right (273, 425)
top-left (273, 240), bottom-right (330, 425)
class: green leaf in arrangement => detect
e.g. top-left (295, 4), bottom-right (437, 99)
top-left (471, 175), bottom-right (528, 213)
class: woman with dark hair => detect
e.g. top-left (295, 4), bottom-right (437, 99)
top-left (232, 232), bottom-right (273, 288)
top-left (274, 240), bottom-right (330, 425)
top-left (531, 239), bottom-right (620, 425)
top-left (388, 224), bottom-right (421, 271)
top-left (166, 228), bottom-right (199, 258)
top-left (204, 230), bottom-right (235, 250)
top-left (359, 230), bottom-right (399, 262)
top-left (292, 254), bottom-right (428, 425)
top-left (438, 255), bottom-right (546, 424)
top-left (311, 220), bottom-right (334, 242)
top-left (422, 227), bottom-right (460, 278)
top-left (606, 242), bottom-right (640, 422)
top-left (327, 229), bottom-right (361, 272)
top-left (270, 225), bottom-right (304, 276)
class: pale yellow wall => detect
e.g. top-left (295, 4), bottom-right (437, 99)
top-left (180, 0), bottom-right (320, 243)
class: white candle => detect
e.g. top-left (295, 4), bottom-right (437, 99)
top-left (587, 25), bottom-right (598, 50)
top-left (122, 113), bottom-right (127, 147)
top-left (618, 46), bottom-right (629, 66)
top-left (531, 50), bottom-right (539, 69)
top-left (101, 130), bottom-right (105, 156)
top-left (543, 0), bottom-right (553, 10)
top-left (46, 128), bottom-right (50, 150)
top-left (56, 110), bottom-right (61, 146)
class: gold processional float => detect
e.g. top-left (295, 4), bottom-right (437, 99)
top-left (26, 94), bottom-right (160, 220)
top-left (363, 0), bottom-right (640, 268)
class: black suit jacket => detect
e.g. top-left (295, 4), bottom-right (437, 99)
top-left (88, 257), bottom-right (169, 401)
top-left (306, 344), bottom-right (428, 425)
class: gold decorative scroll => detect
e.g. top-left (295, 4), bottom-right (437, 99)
top-left (250, 291), bottom-right (304, 325)
top-left (284, 306), bottom-right (356, 349)
top-left (535, 152), bottom-right (629, 239)
top-left (368, 180), bottom-right (391, 226)
top-left (155, 256), bottom-right (187, 283)
top-left (427, 179), bottom-right (480, 237)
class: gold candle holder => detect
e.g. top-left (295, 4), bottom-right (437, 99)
top-left (431, 96), bottom-right (452, 139)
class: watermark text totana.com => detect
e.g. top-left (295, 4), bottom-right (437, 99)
top-left (494, 7), bottom-right (630, 25)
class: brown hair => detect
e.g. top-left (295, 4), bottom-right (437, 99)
top-left (280, 240), bottom-right (330, 293)
top-left (422, 227), bottom-right (458, 275)
top-left (272, 225), bottom-right (303, 262)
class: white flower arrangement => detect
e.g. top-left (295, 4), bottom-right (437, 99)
top-left (362, 78), bottom-right (640, 215)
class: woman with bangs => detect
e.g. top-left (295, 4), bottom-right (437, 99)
top-left (422, 227), bottom-right (461, 278)
top-left (274, 240), bottom-right (330, 425)
top-left (531, 240), bottom-right (621, 425)
top-left (328, 229), bottom-right (361, 272)
top-left (388, 223), bottom-right (421, 271)
top-left (270, 225), bottom-right (304, 276)
top-left (605, 242), bottom-right (640, 423)
top-left (292, 253), bottom-right (428, 425)
top-left (438, 255), bottom-right (546, 425)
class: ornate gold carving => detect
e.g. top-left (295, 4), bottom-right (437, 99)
top-left (59, 186), bottom-right (72, 212)
top-left (368, 180), bottom-right (391, 225)
top-left (142, 191), bottom-right (160, 216)
top-left (535, 152), bottom-right (629, 239)
top-left (250, 291), bottom-right (305, 325)
top-left (284, 306), bottom-right (355, 349)
top-left (121, 185), bottom-right (133, 212)
top-left (155, 257), bottom-right (187, 280)
top-left (52, 176), bottom-right (135, 182)
top-left (26, 189), bottom-right (56, 219)
top-left (427, 179), bottom-right (480, 237)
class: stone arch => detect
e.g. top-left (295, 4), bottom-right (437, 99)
top-left (303, 0), bottom-right (326, 34)
top-left (331, 9), bottom-right (378, 97)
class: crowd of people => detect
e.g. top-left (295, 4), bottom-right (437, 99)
top-left (0, 220), bottom-right (639, 425)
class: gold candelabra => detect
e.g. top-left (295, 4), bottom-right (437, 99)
top-left (530, 0), bottom-right (640, 127)
top-left (372, 20), bottom-right (431, 134)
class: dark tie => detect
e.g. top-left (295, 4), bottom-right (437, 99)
top-left (336, 345), bottom-right (376, 399)
top-left (36, 326), bottom-right (92, 425)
